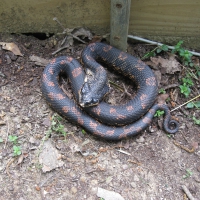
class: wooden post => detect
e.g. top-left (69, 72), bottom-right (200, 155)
top-left (110, 0), bottom-right (131, 51)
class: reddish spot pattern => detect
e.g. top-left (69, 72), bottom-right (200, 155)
top-left (119, 126), bottom-right (135, 139)
top-left (110, 108), bottom-right (116, 114)
top-left (71, 107), bottom-right (84, 125)
top-left (48, 92), bottom-right (54, 100)
top-left (142, 117), bottom-right (151, 124)
top-left (140, 94), bottom-right (147, 101)
top-left (106, 130), bottom-right (115, 135)
top-left (118, 52), bottom-right (127, 61)
top-left (62, 106), bottom-right (69, 113)
top-left (103, 45), bottom-right (112, 52)
top-left (47, 81), bottom-right (55, 87)
top-left (86, 55), bottom-right (93, 61)
top-left (50, 58), bottom-right (56, 64)
top-left (89, 43), bottom-right (96, 51)
top-left (72, 67), bottom-right (82, 78)
top-left (135, 64), bottom-right (145, 71)
top-left (48, 67), bottom-right (54, 75)
top-left (66, 57), bottom-right (73, 63)
top-left (47, 93), bottom-right (65, 100)
top-left (93, 106), bottom-right (101, 116)
top-left (146, 77), bottom-right (156, 86)
top-left (126, 106), bottom-right (134, 111)
top-left (89, 121), bottom-right (98, 130)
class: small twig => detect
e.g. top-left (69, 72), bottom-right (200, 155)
top-left (39, 173), bottom-right (55, 187)
top-left (117, 149), bottom-right (131, 156)
top-left (122, 83), bottom-right (132, 97)
top-left (171, 94), bottom-right (200, 112)
top-left (181, 185), bottom-right (197, 200)
top-left (163, 84), bottom-right (179, 90)
top-left (173, 141), bottom-right (195, 153)
top-left (109, 80), bottom-right (124, 92)
top-left (52, 46), bottom-right (69, 55)
top-left (6, 157), bottom-right (17, 178)
top-left (4, 121), bottom-right (9, 149)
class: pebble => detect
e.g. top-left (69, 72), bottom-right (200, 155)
top-left (70, 186), bottom-right (77, 194)
top-left (133, 175), bottom-right (140, 182)
top-left (136, 136), bottom-right (145, 143)
top-left (130, 182), bottom-right (137, 188)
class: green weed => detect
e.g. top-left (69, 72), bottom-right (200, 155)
top-left (8, 135), bottom-right (18, 144)
top-left (183, 169), bottom-right (193, 179)
top-left (154, 110), bottom-right (165, 117)
top-left (13, 145), bottom-right (22, 156)
top-left (142, 44), bottom-right (168, 60)
top-left (186, 101), bottom-right (200, 109)
top-left (159, 88), bottom-right (166, 94)
top-left (192, 116), bottom-right (200, 125)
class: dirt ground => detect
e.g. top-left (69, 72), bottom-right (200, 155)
top-left (0, 33), bottom-right (200, 200)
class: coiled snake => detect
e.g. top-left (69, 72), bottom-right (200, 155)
top-left (41, 42), bottom-right (179, 140)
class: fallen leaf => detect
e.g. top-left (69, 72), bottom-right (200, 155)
top-left (0, 42), bottom-right (23, 56)
top-left (72, 27), bottom-right (93, 40)
top-left (29, 55), bottom-right (49, 66)
top-left (150, 55), bottom-right (181, 74)
top-left (97, 187), bottom-right (125, 200)
top-left (39, 140), bottom-right (64, 172)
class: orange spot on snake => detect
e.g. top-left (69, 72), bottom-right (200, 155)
top-left (62, 106), bottom-right (69, 113)
top-left (126, 106), bottom-right (134, 111)
top-left (48, 67), bottom-right (54, 75)
top-left (106, 130), bottom-right (115, 135)
top-left (72, 67), bottom-right (82, 78)
top-left (89, 121), bottom-right (99, 130)
top-left (103, 45), bottom-right (112, 52)
top-left (50, 58), bottom-right (56, 64)
top-left (118, 52), bottom-right (127, 61)
top-left (146, 77), bottom-right (156, 86)
top-left (110, 108), bottom-right (116, 114)
top-left (47, 81), bottom-right (55, 87)
top-left (142, 117), bottom-right (151, 124)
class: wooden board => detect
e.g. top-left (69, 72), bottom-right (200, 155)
top-left (0, 0), bottom-right (200, 49)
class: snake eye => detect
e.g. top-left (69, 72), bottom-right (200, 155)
top-left (92, 98), bottom-right (99, 104)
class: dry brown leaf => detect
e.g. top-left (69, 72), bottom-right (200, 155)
top-left (150, 55), bottom-right (181, 74)
top-left (0, 42), bottom-right (23, 56)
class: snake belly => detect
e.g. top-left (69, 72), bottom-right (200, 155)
top-left (41, 43), bottom-right (179, 140)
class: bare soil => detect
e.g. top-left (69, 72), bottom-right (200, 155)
top-left (0, 33), bottom-right (200, 200)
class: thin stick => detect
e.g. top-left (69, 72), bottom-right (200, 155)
top-left (4, 121), bottom-right (9, 149)
top-left (181, 185), bottom-right (197, 200)
top-left (171, 94), bottom-right (200, 112)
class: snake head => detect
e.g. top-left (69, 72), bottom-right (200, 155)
top-left (79, 82), bottom-right (100, 107)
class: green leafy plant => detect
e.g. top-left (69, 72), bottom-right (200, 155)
top-left (47, 114), bottom-right (70, 140)
top-left (142, 44), bottom-right (168, 60)
top-left (8, 135), bottom-right (18, 145)
top-left (159, 88), bottom-right (166, 94)
top-left (154, 110), bottom-right (165, 117)
top-left (192, 117), bottom-right (200, 125)
top-left (13, 145), bottom-right (22, 156)
top-left (183, 169), bottom-right (193, 179)
top-left (0, 138), bottom-right (3, 143)
top-left (172, 40), bottom-right (193, 66)
top-left (179, 76), bottom-right (194, 98)
top-left (186, 101), bottom-right (200, 109)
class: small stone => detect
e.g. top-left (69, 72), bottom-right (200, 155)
top-left (10, 106), bottom-right (16, 113)
top-left (131, 182), bottom-right (137, 188)
top-left (136, 136), bottom-right (145, 143)
top-left (71, 186), bottom-right (77, 194)
top-left (16, 124), bottom-right (21, 129)
top-left (80, 176), bottom-right (86, 182)
top-left (133, 175), bottom-right (140, 182)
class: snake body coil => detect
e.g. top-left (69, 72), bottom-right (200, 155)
top-left (41, 42), bottom-right (179, 140)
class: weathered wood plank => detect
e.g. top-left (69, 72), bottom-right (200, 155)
top-left (0, 0), bottom-right (200, 49)
top-left (110, 0), bottom-right (131, 51)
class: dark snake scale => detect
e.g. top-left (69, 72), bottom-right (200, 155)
top-left (41, 42), bottom-right (179, 140)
